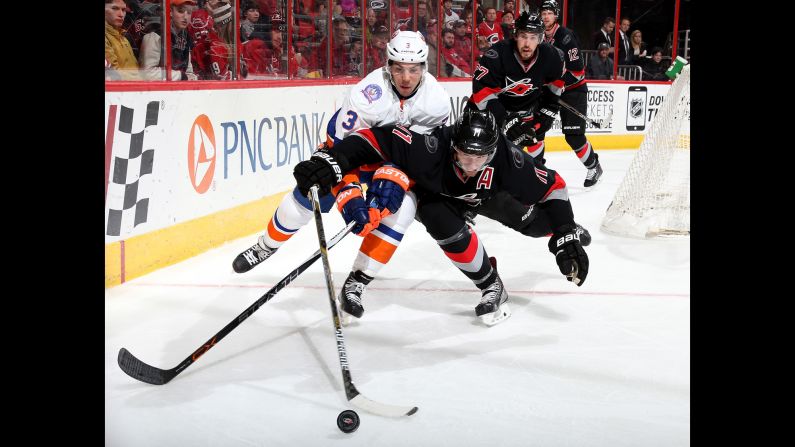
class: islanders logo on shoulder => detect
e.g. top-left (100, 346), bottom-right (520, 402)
top-left (360, 84), bottom-right (383, 104)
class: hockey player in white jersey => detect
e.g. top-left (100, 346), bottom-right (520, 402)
top-left (232, 30), bottom-right (451, 323)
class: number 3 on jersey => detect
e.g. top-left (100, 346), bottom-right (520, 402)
top-left (341, 111), bottom-right (358, 130)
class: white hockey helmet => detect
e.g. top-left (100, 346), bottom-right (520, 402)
top-left (386, 30), bottom-right (429, 64)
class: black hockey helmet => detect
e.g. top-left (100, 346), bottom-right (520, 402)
top-left (540, 0), bottom-right (560, 18)
top-left (513, 11), bottom-right (544, 38)
top-left (452, 108), bottom-right (499, 170)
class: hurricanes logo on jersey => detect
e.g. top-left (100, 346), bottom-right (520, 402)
top-left (503, 77), bottom-right (535, 96)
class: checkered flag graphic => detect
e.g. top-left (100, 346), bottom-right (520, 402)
top-left (106, 101), bottom-right (159, 237)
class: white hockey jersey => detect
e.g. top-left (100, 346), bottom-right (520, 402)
top-left (327, 68), bottom-right (452, 144)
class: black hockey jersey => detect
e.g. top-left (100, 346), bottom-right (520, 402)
top-left (330, 124), bottom-right (575, 228)
top-left (470, 40), bottom-right (566, 124)
top-left (543, 23), bottom-right (587, 90)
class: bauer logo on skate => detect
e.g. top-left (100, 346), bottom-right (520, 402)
top-left (187, 114), bottom-right (217, 194)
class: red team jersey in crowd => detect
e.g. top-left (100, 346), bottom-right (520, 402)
top-left (188, 10), bottom-right (232, 80)
top-left (477, 21), bottom-right (504, 46)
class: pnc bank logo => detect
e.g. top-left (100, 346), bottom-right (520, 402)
top-left (188, 114), bottom-right (217, 194)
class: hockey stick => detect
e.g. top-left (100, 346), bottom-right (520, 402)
top-left (557, 97), bottom-right (613, 129)
top-left (308, 185), bottom-right (418, 418)
top-left (117, 220), bottom-right (356, 386)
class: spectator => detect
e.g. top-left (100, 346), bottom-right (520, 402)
top-left (593, 16), bottom-right (614, 53)
top-left (425, 18), bottom-right (439, 75)
top-left (347, 38), bottom-right (364, 77)
top-left (314, 2), bottom-right (328, 39)
top-left (313, 16), bottom-right (355, 77)
top-left (462, 9), bottom-right (475, 35)
top-left (616, 17), bottom-right (632, 65)
top-left (416, 0), bottom-right (434, 37)
top-left (452, 20), bottom-right (472, 67)
top-left (122, 0), bottom-right (162, 60)
top-left (364, 7), bottom-right (378, 44)
top-left (139, 0), bottom-right (197, 81)
top-left (641, 47), bottom-right (670, 80)
top-left (366, 24), bottom-right (389, 72)
top-left (264, 11), bottom-right (308, 78)
top-left (500, 10), bottom-right (514, 37)
top-left (442, 0), bottom-right (459, 29)
top-left (441, 28), bottom-right (471, 76)
top-left (496, 0), bottom-right (514, 23)
top-left (293, 0), bottom-right (316, 49)
top-left (477, 7), bottom-right (504, 47)
top-left (255, 0), bottom-right (276, 17)
top-left (585, 42), bottom-right (622, 80)
top-left (629, 29), bottom-right (647, 64)
top-left (340, 0), bottom-right (358, 18)
top-left (209, 1), bottom-right (235, 45)
top-left (240, 1), bottom-right (263, 42)
top-left (105, 0), bottom-right (141, 80)
top-left (392, 0), bottom-right (413, 31)
top-left (189, 9), bottom-right (232, 80)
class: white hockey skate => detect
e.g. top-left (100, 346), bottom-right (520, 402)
top-left (475, 275), bottom-right (511, 326)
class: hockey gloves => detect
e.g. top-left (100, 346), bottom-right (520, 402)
top-left (503, 111), bottom-right (538, 147)
top-left (548, 224), bottom-right (589, 286)
top-left (293, 149), bottom-right (344, 197)
top-left (368, 164), bottom-right (410, 216)
top-left (336, 183), bottom-right (383, 236)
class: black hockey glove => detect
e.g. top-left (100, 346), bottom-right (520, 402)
top-left (293, 149), bottom-right (344, 197)
top-left (548, 224), bottom-right (589, 286)
top-left (368, 163), bottom-right (410, 215)
top-left (503, 111), bottom-right (538, 146)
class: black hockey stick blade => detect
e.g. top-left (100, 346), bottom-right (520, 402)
top-left (117, 220), bottom-right (356, 385)
top-left (118, 348), bottom-right (176, 385)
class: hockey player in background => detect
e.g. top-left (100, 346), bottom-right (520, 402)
top-left (539, 0), bottom-right (602, 187)
top-left (465, 10), bottom-right (592, 248)
top-left (232, 31), bottom-right (451, 323)
top-left (292, 108), bottom-right (590, 326)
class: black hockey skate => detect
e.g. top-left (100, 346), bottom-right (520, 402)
top-left (475, 274), bottom-right (511, 326)
top-left (584, 162), bottom-right (603, 188)
top-left (232, 236), bottom-right (278, 273)
top-left (338, 270), bottom-right (373, 325)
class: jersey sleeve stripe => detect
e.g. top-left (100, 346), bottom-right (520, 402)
top-left (471, 86), bottom-right (503, 108)
top-left (352, 129), bottom-right (387, 160)
top-left (539, 172), bottom-right (569, 202)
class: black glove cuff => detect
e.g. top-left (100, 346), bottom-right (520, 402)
top-left (548, 224), bottom-right (584, 253)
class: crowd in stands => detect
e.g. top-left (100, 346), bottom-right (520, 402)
top-left (106, 0), bottom-right (678, 82)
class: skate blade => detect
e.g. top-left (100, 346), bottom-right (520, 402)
top-left (339, 307), bottom-right (354, 326)
top-left (479, 302), bottom-right (512, 326)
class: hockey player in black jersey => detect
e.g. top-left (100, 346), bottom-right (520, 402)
top-left (470, 8), bottom-right (601, 187)
top-left (464, 10), bottom-right (592, 251)
top-left (540, 0), bottom-right (603, 187)
top-left (293, 107), bottom-right (589, 326)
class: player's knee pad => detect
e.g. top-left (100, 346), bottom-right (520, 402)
top-left (435, 224), bottom-right (472, 253)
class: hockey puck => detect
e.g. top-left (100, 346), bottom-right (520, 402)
top-left (336, 410), bottom-right (360, 433)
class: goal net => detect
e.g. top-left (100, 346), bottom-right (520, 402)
top-left (601, 64), bottom-right (690, 238)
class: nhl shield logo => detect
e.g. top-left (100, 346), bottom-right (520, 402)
top-left (629, 98), bottom-right (643, 118)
